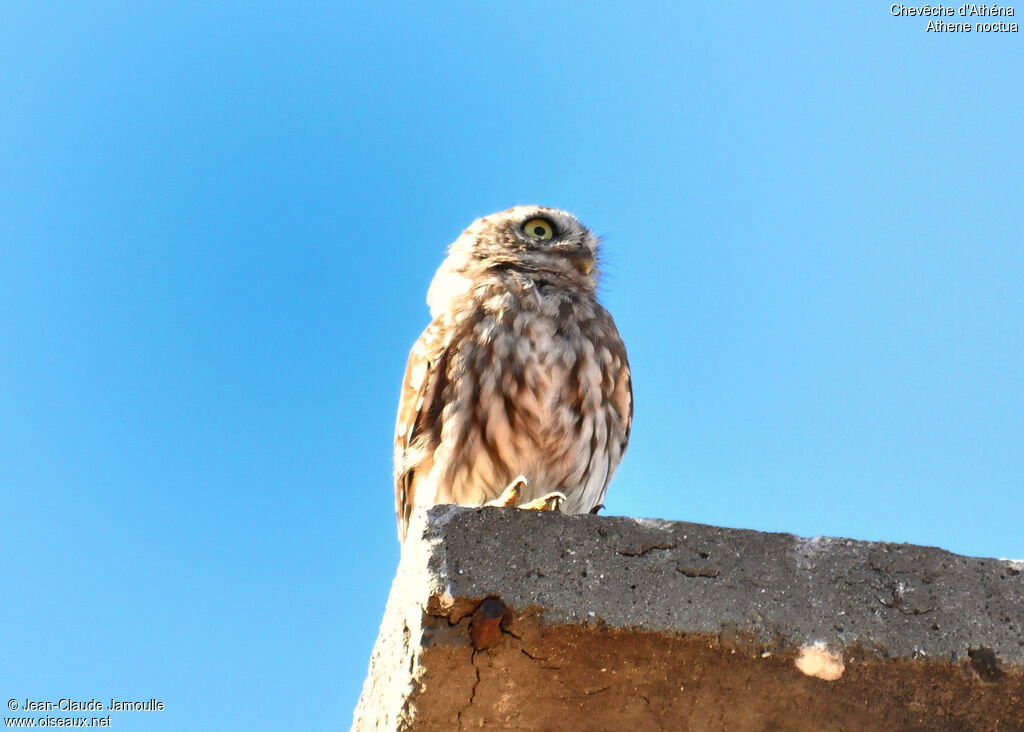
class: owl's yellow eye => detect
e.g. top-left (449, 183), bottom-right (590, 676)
top-left (522, 218), bottom-right (555, 240)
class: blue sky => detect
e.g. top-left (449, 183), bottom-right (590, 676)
top-left (2, 3), bottom-right (1021, 729)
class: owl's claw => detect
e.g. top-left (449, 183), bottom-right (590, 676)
top-left (487, 476), bottom-right (565, 512)
top-left (489, 475), bottom-right (529, 507)
top-left (519, 491), bottom-right (567, 512)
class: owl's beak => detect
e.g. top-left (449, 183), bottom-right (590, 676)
top-left (572, 251), bottom-right (596, 276)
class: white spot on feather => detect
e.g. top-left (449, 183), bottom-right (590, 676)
top-left (409, 362), bottom-right (428, 391)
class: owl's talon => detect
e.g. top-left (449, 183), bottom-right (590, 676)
top-left (518, 491), bottom-right (567, 512)
top-left (488, 475), bottom-right (529, 508)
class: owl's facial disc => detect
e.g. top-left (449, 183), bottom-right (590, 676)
top-left (507, 209), bottom-right (597, 279)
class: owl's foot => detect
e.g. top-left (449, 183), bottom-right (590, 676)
top-left (489, 475), bottom-right (529, 507)
top-left (518, 492), bottom-right (566, 512)
top-left (487, 476), bottom-right (566, 512)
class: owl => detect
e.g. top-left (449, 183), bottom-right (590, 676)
top-left (393, 206), bottom-right (632, 541)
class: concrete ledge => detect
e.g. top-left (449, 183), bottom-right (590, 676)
top-left (353, 506), bottom-right (1024, 731)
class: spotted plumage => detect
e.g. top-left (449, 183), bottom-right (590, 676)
top-left (394, 206), bottom-right (632, 541)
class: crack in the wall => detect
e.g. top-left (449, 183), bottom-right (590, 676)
top-left (501, 624), bottom-right (522, 641)
top-left (878, 582), bottom-right (935, 615)
top-left (457, 651), bottom-right (483, 731)
top-left (832, 561), bottom-right (942, 616)
top-left (520, 646), bottom-right (562, 671)
top-left (677, 565), bottom-right (721, 578)
top-left (560, 684), bottom-right (612, 700)
top-left (616, 541), bottom-right (679, 557)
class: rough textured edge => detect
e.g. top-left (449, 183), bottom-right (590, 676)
top-left (421, 506), bottom-right (1024, 664)
top-left (353, 508), bottom-right (455, 731)
top-left (353, 506), bottom-right (1024, 730)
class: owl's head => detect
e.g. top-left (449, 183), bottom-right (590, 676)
top-left (427, 206), bottom-right (601, 316)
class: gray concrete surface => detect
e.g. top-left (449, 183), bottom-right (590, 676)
top-left (353, 505), bottom-right (1024, 731)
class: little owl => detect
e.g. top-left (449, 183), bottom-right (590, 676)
top-left (393, 206), bottom-right (632, 541)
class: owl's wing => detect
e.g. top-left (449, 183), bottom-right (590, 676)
top-left (592, 311), bottom-right (634, 512)
top-left (614, 336), bottom-right (633, 451)
top-left (394, 319), bottom-right (452, 541)
top-left (617, 370), bottom-right (633, 455)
